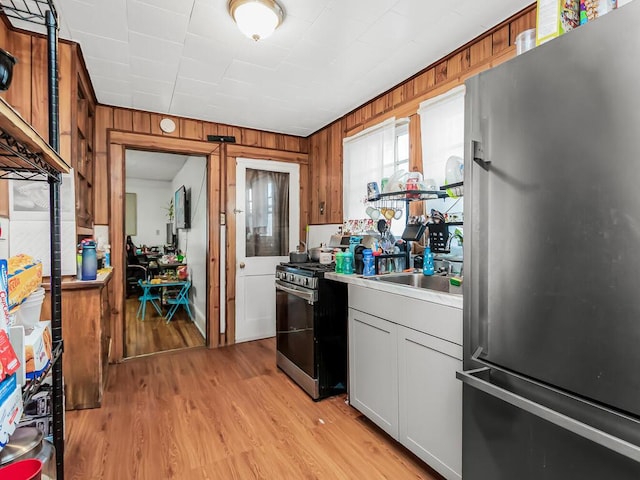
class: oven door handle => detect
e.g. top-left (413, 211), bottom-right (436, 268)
top-left (275, 280), bottom-right (316, 304)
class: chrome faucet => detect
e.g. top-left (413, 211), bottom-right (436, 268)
top-left (445, 230), bottom-right (464, 252)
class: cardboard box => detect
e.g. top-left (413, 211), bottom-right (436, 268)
top-left (24, 322), bottom-right (52, 380)
top-left (579, 0), bottom-right (617, 24)
top-left (0, 374), bottom-right (24, 448)
top-left (0, 260), bottom-right (8, 333)
top-left (7, 255), bottom-right (42, 309)
top-left (0, 330), bottom-right (19, 382)
top-left (536, 0), bottom-right (580, 45)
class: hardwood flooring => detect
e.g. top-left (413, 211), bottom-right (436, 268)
top-left (124, 297), bottom-right (205, 358)
top-left (65, 338), bottom-right (443, 480)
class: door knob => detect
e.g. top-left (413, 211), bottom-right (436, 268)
top-left (239, 262), bottom-right (246, 269)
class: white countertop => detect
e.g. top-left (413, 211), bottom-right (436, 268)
top-left (325, 271), bottom-right (463, 310)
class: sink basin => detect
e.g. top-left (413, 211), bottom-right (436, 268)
top-left (368, 273), bottom-right (461, 295)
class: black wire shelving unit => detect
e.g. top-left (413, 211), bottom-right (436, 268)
top-left (0, 1), bottom-right (68, 478)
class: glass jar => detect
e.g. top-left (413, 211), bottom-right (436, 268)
top-left (0, 427), bottom-right (56, 479)
top-left (405, 172), bottom-right (423, 198)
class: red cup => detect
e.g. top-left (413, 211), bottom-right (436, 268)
top-left (0, 459), bottom-right (43, 480)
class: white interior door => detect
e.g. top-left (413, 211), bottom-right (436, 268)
top-left (235, 158), bottom-right (300, 343)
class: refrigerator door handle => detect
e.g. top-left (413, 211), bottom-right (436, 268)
top-left (457, 368), bottom-right (640, 463)
top-left (472, 140), bottom-right (490, 169)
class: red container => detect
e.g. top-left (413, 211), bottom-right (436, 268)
top-left (0, 459), bottom-right (42, 480)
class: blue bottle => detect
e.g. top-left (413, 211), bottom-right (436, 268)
top-left (82, 241), bottom-right (98, 280)
top-left (423, 246), bottom-right (434, 276)
top-left (362, 249), bottom-right (375, 277)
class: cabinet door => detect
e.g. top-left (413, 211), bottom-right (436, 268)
top-left (348, 308), bottom-right (398, 439)
top-left (398, 325), bottom-right (463, 480)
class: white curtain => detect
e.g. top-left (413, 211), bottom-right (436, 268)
top-left (418, 85), bottom-right (465, 186)
top-left (343, 118), bottom-right (396, 221)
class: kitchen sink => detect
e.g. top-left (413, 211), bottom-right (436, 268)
top-left (368, 273), bottom-right (462, 294)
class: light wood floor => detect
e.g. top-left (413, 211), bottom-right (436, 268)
top-left (65, 338), bottom-right (443, 480)
top-left (124, 297), bottom-right (205, 358)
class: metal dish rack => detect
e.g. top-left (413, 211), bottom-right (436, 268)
top-left (0, 1), bottom-right (68, 478)
top-left (370, 184), bottom-right (464, 260)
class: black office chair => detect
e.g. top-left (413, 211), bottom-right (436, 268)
top-left (126, 264), bottom-right (148, 297)
top-left (126, 247), bottom-right (148, 297)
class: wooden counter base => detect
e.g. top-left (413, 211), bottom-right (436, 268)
top-left (41, 270), bottom-right (112, 410)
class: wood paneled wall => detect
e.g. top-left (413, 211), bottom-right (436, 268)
top-left (93, 104), bottom-right (309, 225)
top-left (308, 4), bottom-right (537, 224)
top-left (94, 107), bottom-right (310, 353)
top-left (0, 23), bottom-right (80, 166)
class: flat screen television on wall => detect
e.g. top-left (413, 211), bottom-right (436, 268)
top-left (175, 185), bottom-right (190, 230)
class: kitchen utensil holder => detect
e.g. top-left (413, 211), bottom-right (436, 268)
top-left (427, 223), bottom-right (450, 253)
top-left (401, 223), bottom-right (426, 242)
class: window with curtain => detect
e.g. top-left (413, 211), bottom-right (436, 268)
top-left (418, 85), bottom-right (465, 187)
top-left (343, 116), bottom-right (417, 228)
top-left (343, 118), bottom-right (396, 222)
top-left (245, 168), bottom-right (290, 257)
top-left (418, 85), bottom-right (465, 240)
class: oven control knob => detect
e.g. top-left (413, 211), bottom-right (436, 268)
top-left (304, 278), bottom-right (309, 286)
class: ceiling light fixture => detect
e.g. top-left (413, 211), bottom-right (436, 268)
top-left (228, 0), bottom-right (284, 42)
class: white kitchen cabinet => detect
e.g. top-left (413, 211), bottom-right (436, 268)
top-left (398, 325), bottom-right (462, 480)
top-left (347, 284), bottom-right (463, 480)
top-left (348, 308), bottom-right (399, 438)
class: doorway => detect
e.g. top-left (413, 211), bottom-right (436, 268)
top-left (235, 158), bottom-right (300, 343)
top-left (124, 150), bottom-right (207, 358)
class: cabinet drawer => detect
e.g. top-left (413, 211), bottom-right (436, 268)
top-left (349, 284), bottom-right (462, 345)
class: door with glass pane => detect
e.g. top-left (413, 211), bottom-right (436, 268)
top-left (235, 158), bottom-right (300, 343)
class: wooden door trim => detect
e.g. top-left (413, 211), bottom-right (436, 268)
top-left (108, 130), bottom-right (221, 362)
top-left (226, 144), bottom-right (308, 164)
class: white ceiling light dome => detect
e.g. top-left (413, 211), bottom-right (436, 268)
top-left (228, 0), bottom-right (284, 42)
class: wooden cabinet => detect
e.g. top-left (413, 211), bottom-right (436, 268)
top-left (398, 325), bottom-right (462, 480)
top-left (348, 309), bottom-right (398, 438)
top-left (74, 59), bottom-right (95, 230)
top-left (348, 284), bottom-right (462, 480)
top-left (41, 270), bottom-right (112, 410)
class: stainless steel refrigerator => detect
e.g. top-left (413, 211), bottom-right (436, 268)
top-left (458, 4), bottom-right (640, 478)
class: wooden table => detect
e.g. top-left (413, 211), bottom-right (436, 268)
top-left (147, 262), bottom-right (186, 276)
